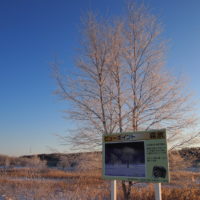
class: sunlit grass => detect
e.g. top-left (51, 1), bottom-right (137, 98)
top-left (0, 167), bottom-right (199, 199)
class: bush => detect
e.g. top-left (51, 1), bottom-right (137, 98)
top-left (0, 155), bottom-right (12, 167)
top-left (169, 151), bottom-right (191, 171)
top-left (20, 156), bottom-right (47, 168)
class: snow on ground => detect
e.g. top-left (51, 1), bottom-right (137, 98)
top-left (105, 164), bottom-right (145, 177)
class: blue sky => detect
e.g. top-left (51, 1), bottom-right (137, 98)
top-left (0, 0), bottom-right (200, 156)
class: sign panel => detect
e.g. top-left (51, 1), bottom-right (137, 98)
top-left (102, 129), bottom-right (169, 182)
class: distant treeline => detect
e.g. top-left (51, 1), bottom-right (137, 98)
top-left (0, 148), bottom-right (199, 168)
top-left (23, 151), bottom-right (102, 167)
top-left (178, 147), bottom-right (200, 163)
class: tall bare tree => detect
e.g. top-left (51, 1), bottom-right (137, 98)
top-left (53, 1), bottom-right (200, 199)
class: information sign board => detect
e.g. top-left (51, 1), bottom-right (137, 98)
top-left (102, 129), bottom-right (169, 182)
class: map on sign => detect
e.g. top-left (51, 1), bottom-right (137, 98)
top-left (102, 129), bottom-right (170, 183)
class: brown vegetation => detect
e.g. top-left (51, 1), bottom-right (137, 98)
top-left (0, 167), bottom-right (199, 199)
top-left (0, 150), bottom-right (199, 199)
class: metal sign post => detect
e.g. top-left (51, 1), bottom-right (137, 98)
top-left (111, 180), bottom-right (117, 200)
top-left (154, 183), bottom-right (162, 200)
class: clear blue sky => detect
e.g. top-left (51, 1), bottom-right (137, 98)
top-left (0, 0), bottom-right (200, 156)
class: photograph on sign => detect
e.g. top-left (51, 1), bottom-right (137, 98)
top-left (105, 141), bottom-right (145, 177)
top-left (102, 129), bottom-right (170, 183)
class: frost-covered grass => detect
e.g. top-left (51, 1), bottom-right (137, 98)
top-left (0, 167), bottom-right (200, 200)
top-left (0, 151), bottom-right (199, 199)
top-left (0, 150), bottom-right (199, 199)
top-left (0, 168), bottom-right (110, 199)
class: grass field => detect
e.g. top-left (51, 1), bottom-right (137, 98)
top-left (0, 167), bottom-right (199, 200)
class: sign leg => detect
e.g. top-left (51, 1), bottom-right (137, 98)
top-left (111, 180), bottom-right (117, 200)
top-left (154, 183), bottom-right (162, 200)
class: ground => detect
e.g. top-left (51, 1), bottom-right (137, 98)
top-left (0, 167), bottom-right (199, 200)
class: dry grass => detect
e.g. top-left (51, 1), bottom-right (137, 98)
top-left (0, 168), bottom-right (109, 199)
top-left (0, 168), bottom-right (199, 199)
top-left (117, 185), bottom-right (200, 200)
top-left (0, 168), bottom-right (100, 180)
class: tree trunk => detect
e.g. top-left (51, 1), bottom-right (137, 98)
top-left (122, 181), bottom-right (132, 200)
top-left (127, 160), bottom-right (130, 168)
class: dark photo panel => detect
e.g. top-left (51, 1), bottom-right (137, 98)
top-left (105, 141), bottom-right (145, 177)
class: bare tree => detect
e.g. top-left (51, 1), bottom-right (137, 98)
top-left (122, 147), bottom-right (135, 168)
top-left (53, 1), bottom-right (200, 199)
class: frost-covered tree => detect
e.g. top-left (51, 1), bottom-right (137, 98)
top-left (53, 1), bottom-right (200, 199)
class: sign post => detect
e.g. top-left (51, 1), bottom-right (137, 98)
top-left (154, 183), bottom-right (162, 200)
top-left (111, 180), bottom-right (117, 200)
